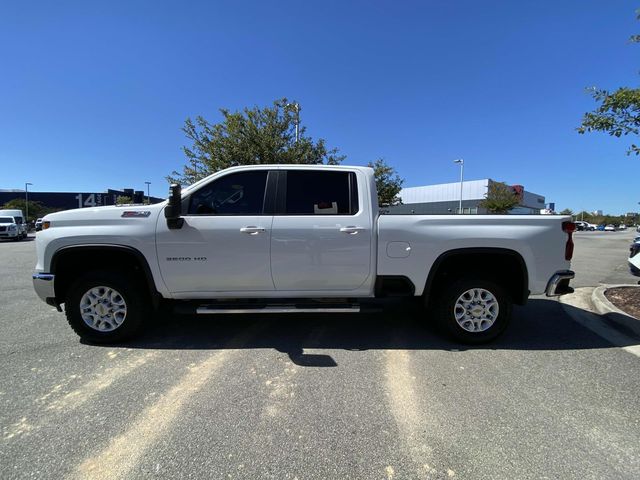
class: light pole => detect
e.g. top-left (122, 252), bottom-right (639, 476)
top-left (286, 103), bottom-right (300, 142)
top-left (25, 182), bottom-right (33, 226)
top-left (453, 159), bottom-right (464, 214)
top-left (145, 181), bottom-right (151, 205)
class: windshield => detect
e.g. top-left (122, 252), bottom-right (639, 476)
top-left (0, 217), bottom-right (15, 224)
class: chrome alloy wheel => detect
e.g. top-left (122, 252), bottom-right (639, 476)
top-left (79, 286), bottom-right (127, 332)
top-left (453, 288), bottom-right (499, 332)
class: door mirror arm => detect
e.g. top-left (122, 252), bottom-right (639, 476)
top-left (165, 184), bottom-right (184, 229)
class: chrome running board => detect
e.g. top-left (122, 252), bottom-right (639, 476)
top-left (196, 305), bottom-right (360, 314)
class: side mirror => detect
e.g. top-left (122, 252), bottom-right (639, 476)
top-left (165, 184), bottom-right (184, 229)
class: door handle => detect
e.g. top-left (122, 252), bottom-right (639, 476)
top-left (339, 226), bottom-right (364, 234)
top-left (240, 226), bottom-right (266, 235)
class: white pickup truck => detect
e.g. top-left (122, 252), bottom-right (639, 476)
top-left (33, 165), bottom-right (575, 344)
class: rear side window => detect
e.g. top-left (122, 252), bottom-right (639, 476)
top-left (283, 171), bottom-right (358, 215)
top-left (188, 171), bottom-right (268, 215)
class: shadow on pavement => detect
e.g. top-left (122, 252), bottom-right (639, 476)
top-left (0, 237), bottom-right (35, 243)
top-left (97, 297), bottom-right (640, 366)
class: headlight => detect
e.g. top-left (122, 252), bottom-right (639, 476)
top-left (8, 225), bottom-right (16, 231)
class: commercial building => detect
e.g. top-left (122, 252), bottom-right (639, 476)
top-left (0, 188), bottom-right (164, 211)
top-left (388, 179), bottom-right (545, 215)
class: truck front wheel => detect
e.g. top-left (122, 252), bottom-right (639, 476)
top-left (64, 271), bottom-right (147, 344)
top-left (434, 278), bottom-right (512, 344)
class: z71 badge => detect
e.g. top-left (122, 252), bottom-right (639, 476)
top-left (121, 211), bottom-right (151, 218)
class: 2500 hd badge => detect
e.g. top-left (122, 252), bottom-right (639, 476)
top-left (166, 257), bottom-right (207, 261)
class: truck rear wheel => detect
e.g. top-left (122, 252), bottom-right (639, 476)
top-left (64, 271), bottom-right (147, 344)
top-left (433, 278), bottom-right (512, 344)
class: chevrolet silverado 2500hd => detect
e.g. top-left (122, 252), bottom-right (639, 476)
top-left (33, 165), bottom-right (575, 344)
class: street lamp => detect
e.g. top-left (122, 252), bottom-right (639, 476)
top-left (25, 182), bottom-right (33, 226)
top-left (453, 159), bottom-right (464, 214)
top-left (145, 181), bottom-right (151, 205)
top-left (286, 103), bottom-right (300, 142)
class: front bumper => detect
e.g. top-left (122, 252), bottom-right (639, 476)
top-left (629, 261), bottom-right (640, 277)
top-left (33, 273), bottom-right (55, 304)
top-left (0, 231), bottom-right (19, 238)
top-left (545, 270), bottom-right (575, 297)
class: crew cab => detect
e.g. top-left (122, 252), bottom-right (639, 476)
top-left (33, 165), bottom-right (575, 344)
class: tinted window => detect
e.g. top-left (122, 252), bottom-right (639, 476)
top-left (284, 171), bottom-right (357, 215)
top-left (188, 171), bottom-right (268, 215)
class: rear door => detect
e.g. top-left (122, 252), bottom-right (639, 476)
top-left (270, 169), bottom-right (372, 291)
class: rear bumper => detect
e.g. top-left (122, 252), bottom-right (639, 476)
top-left (545, 270), bottom-right (575, 297)
top-left (33, 273), bottom-right (55, 304)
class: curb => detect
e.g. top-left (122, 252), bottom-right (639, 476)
top-left (591, 284), bottom-right (640, 338)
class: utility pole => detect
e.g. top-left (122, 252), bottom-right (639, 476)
top-left (25, 182), bottom-right (33, 226)
top-left (453, 159), bottom-right (464, 214)
top-left (287, 103), bottom-right (300, 142)
top-left (145, 181), bottom-right (151, 205)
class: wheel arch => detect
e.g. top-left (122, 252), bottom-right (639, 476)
top-left (423, 247), bottom-right (529, 306)
top-left (50, 244), bottom-right (161, 307)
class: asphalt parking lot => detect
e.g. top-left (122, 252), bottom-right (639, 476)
top-left (1, 231), bottom-right (639, 479)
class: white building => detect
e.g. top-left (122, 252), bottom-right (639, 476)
top-left (388, 179), bottom-right (545, 215)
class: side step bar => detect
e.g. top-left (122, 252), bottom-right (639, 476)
top-left (196, 305), bottom-right (361, 315)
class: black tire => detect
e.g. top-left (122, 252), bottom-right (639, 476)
top-left (432, 278), bottom-right (512, 344)
top-left (65, 271), bottom-right (147, 344)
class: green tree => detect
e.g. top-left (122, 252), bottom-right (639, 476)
top-left (367, 158), bottom-right (404, 207)
top-left (168, 98), bottom-right (345, 184)
top-left (578, 10), bottom-right (639, 155)
top-left (559, 208), bottom-right (574, 216)
top-left (116, 196), bottom-right (133, 204)
top-left (575, 210), bottom-right (593, 221)
top-left (478, 182), bottom-right (520, 214)
top-left (2, 198), bottom-right (48, 222)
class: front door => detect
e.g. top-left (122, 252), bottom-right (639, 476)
top-left (156, 170), bottom-right (274, 295)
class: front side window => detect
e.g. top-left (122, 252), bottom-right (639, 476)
top-left (284, 171), bottom-right (358, 215)
top-left (188, 171), bottom-right (268, 215)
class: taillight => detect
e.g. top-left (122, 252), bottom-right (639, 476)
top-left (562, 221), bottom-right (574, 261)
top-left (562, 221), bottom-right (576, 234)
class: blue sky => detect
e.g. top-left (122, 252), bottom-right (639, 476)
top-left (0, 0), bottom-right (638, 214)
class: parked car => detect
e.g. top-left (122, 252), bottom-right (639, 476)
top-left (630, 240), bottom-right (640, 276)
top-left (597, 224), bottom-right (606, 231)
top-left (0, 216), bottom-right (21, 241)
top-left (604, 224), bottom-right (616, 232)
top-left (575, 221), bottom-right (596, 231)
top-left (618, 224), bottom-right (627, 230)
top-left (0, 209), bottom-right (27, 239)
top-left (35, 218), bottom-right (43, 231)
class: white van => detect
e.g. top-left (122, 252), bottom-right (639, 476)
top-left (0, 209), bottom-right (27, 239)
